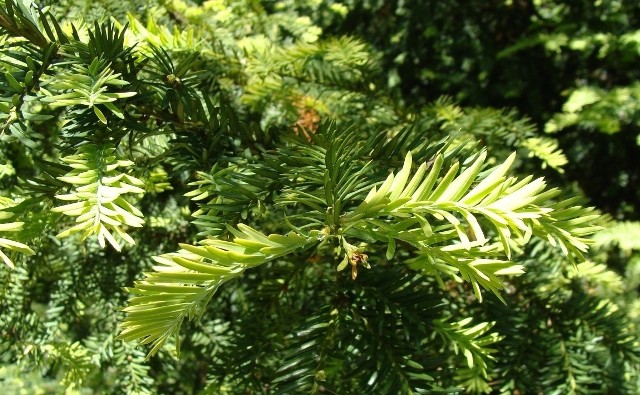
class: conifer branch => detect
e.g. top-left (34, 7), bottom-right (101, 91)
top-left (52, 145), bottom-right (145, 251)
top-left (118, 225), bottom-right (321, 356)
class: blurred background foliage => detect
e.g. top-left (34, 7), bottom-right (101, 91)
top-left (0, 0), bottom-right (639, 394)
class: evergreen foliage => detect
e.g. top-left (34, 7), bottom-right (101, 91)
top-left (324, 0), bottom-right (640, 218)
top-left (0, 0), bottom-right (638, 394)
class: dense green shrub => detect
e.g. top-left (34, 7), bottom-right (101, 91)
top-left (0, 1), bottom-right (638, 394)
